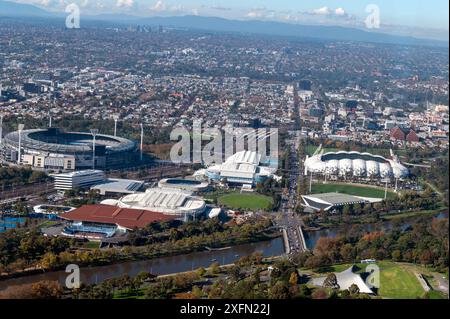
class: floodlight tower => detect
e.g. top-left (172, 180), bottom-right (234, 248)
top-left (90, 128), bottom-right (99, 170)
top-left (17, 124), bottom-right (24, 164)
top-left (0, 113), bottom-right (3, 146)
top-left (384, 179), bottom-right (388, 200)
top-left (48, 111), bottom-right (52, 128)
top-left (140, 123), bottom-right (144, 161)
top-left (113, 115), bottom-right (120, 137)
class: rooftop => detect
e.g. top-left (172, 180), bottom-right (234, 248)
top-left (303, 192), bottom-right (367, 205)
top-left (91, 178), bottom-right (144, 194)
top-left (52, 170), bottom-right (105, 178)
top-left (59, 204), bottom-right (176, 229)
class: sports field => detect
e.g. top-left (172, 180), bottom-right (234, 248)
top-left (311, 183), bottom-right (396, 199)
top-left (218, 192), bottom-right (274, 211)
top-left (378, 262), bottom-right (425, 299)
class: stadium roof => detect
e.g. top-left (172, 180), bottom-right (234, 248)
top-left (59, 204), bottom-right (176, 229)
top-left (311, 266), bottom-right (374, 294)
top-left (4, 128), bottom-right (136, 154)
top-left (302, 193), bottom-right (368, 211)
top-left (91, 178), bottom-right (144, 195)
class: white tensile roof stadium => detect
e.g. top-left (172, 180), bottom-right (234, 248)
top-left (304, 145), bottom-right (408, 179)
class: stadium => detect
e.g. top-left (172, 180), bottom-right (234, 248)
top-left (304, 145), bottom-right (409, 180)
top-left (1, 128), bottom-right (138, 170)
top-left (101, 187), bottom-right (206, 220)
top-left (194, 150), bottom-right (279, 186)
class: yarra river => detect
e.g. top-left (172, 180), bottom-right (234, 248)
top-left (0, 212), bottom-right (447, 291)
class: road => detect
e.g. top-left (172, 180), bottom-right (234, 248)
top-left (432, 273), bottom-right (449, 295)
top-left (275, 137), bottom-right (308, 256)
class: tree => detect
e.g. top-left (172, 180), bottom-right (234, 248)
top-left (348, 284), bottom-right (360, 295)
top-left (323, 273), bottom-right (339, 289)
top-left (343, 204), bottom-right (351, 217)
top-left (353, 203), bottom-right (362, 215)
top-left (230, 265), bottom-right (242, 281)
top-left (311, 288), bottom-right (328, 299)
top-left (392, 250), bottom-right (402, 261)
top-left (209, 262), bottom-right (220, 275)
top-left (269, 281), bottom-right (290, 299)
top-left (288, 272), bottom-right (299, 286)
top-left (196, 267), bottom-right (207, 277)
top-left (30, 281), bottom-right (64, 299)
top-left (191, 285), bottom-right (203, 299)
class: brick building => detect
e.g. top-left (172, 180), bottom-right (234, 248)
top-left (390, 126), bottom-right (420, 142)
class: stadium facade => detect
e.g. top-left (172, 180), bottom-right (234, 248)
top-left (1, 128), bottom-right (138, 170)
top-left (304, 145), bottom-right (409, 180)
top-left (101, 187), bottom-right (206, 220)
top-left (194, 150), bottom-right (278, 186)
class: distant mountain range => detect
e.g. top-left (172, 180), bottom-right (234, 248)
top-left (0, 0), bottom-right (447, 47)
top-left (0, 0), bottom-right (54, 17)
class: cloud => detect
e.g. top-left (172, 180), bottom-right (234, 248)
top-left (210, 6), bottom-right (231, 11)
top-left (335, 8), bottom-right (346, 16)
top-left (307, 6), bottom-right (349, 17)
top-left (15, 0), bottom-right (56, 6)
top-left (246, 11), bottom-right (270, 19)
top-left (151, 0), bottom-right (166, 12)
top-left (312, 6), bottom-right (331, 15)
top-left (116, 0), bottom-right (134, 8)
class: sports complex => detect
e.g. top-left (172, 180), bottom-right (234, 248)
top-left (1, 128), bottom-right (139, 170)
top-left (304, 145), bottom-right (409, 180)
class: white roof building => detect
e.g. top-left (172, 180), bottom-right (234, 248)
top-left (312, 266), bottom-right (375, 294)
top-left (197, 150), bottom-right (277, 185)
top-left (102, 187), bottom-right (206, 217)
top-left (305, 145), bottom-right (408, 179)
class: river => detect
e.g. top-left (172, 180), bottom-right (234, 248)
top-left (0, 237), bottom-right (285, 291)
top-left (0, 211), bottom-right (447, 291)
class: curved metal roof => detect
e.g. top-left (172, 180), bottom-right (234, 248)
top-left (3, 129), bottom-right (136, 155)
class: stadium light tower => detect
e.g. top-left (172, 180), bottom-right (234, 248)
top-left (48, 111), bottom-right (52, 128)
top-left (90, 128), bottom-right (99, 170)
top-left (113, 115), bottom-right (119, 137)
top-left (17, 124), bottom-right (25, 164)
top-left (140, 123), bottom-right (144, 161)
top-left (384, 179), bottom-right (388, 200)
top-left (0, 113), bottom-right (3, 146)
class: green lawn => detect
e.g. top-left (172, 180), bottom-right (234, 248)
top-left (426, 290), bottom-right (447, 299)
top-left (311, 183), bottom-right (396, 199)
top-left (304, 261), bottom-right (428, 299)
top-left (218, 192), bottom-right (274, 211)
top-left (378, 262), bottom-right (425, 299)
top-left (305, 145), bottom-right (341, 156)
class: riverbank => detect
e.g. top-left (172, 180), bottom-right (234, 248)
top-left (0, 229), bottom-right (281, 283)
top-left (0, 237), bottom-right (285, 291)
top-left (307, 207), bottom-right (447, 231)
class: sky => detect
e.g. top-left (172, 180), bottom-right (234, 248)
top-left (12, 0), bottom-right (450, 39)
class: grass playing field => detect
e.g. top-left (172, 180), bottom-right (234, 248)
top-left (218, 192), bottom-right (274, 211)
top-left (311, 183), bottom-right (396, 199)
top-left (378, 261), bottom-right (425, 299)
